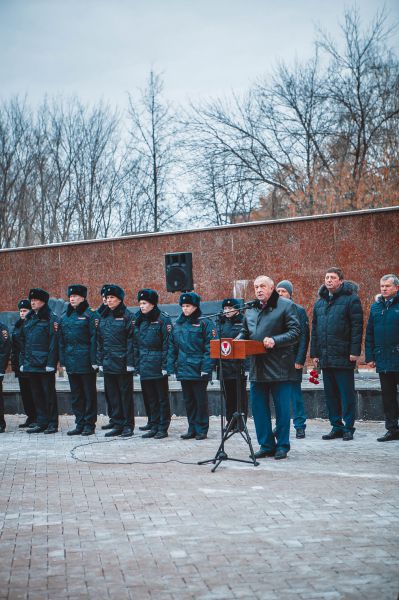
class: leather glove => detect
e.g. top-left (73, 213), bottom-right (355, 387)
top-left (45, 366), bottom-right (55, 372)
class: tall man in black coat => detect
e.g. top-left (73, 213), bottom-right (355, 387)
top-left (237, 276), bottom-right (300, 460)
top-left (276, 281), bottom-right (310, 438)
top-left (0, 320), bottom-right (11, 433)
top-left (365, 274), bottom-right (399, 442)
top-left (20, 288), bottom-right (59, 434)
top-left (11, 299), bottom-right (36, 428)
top-left (310, 268), bottom-right (363, 441)
top-left (59, 285), bottom-right (98, 436)
top-left (134, 289), bottom-right (172, 439)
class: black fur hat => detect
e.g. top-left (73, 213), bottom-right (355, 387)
top-left (137, 288), bottom-right (158, 305)
top-left (18, 299), bottom-right (31, 310)
top-left (103, 284), bottom-right (125, 301)
top-left (67, 284), bottom-right (87, 298)
top-left (28, 288), bottom-right (49, 303)
top-left (179, 292), bottom-right (201, 307)
top-left (222, 298), bottom-right (240, 309)
top-left (100, 283), bottom-right (111, 297)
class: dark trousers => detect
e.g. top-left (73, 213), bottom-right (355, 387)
top-left (28, 372), bottom-right (58, 428)
top-left (141, 377), bottom-right (171, 432)
top-left (0, 378), bottom-right (5, 428)
top-left (68, 373), bottom-right (97, 430)
top-left (250, 381), bottom-right (292, 453)
top-left (104, 377), bottom-right (114, 425)
top-left (292, 380), bottom-right (306, 429)
top-left (379, 372), bottom-right (399, 431)
top-left (322, 368), bottom-right (356, 433)
top-left (18, 376), bottom-right (36, 421)
top-left (181, 380), bottom-right (209, 435)
top-left (105, 373), bottom-right (134, 430)
top-left (222, 378), bottom-right (248, 423)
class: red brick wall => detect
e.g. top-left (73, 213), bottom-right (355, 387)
top-left (1, 208), bottom-right (398, 328)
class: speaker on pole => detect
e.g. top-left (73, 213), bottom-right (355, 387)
top-left (165, 252), bottom-right (194, 292)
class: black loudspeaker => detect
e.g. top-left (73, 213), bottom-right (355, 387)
top-left (165, 252), bottom-right (194, 292)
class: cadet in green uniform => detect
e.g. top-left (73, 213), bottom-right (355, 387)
top-left (11, 299), bottom-right (36, 428)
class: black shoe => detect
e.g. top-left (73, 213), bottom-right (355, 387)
top-left (142, 430), bottom-right (157, 438)
top-left (195, 433), bottom-right (207, 440)
top-left (377, 430), bottom-right (399, 442)
top-left (252, 449), bottom-right (275, 459)
top-left (154, 431), bottom-right (168, 439)
top-left (275, 450), bottom-right (288, 460)
top-left (296, 428), bottom-right (306, 439)
top-left (342, 431), bottom-right (354, 441)
top-left (43, 426), bottom-right (58, 434)
top-left (101, 422), bottom-right (115, 430)
top-left (19, 419), bottom-right (35, 428)
top-left (67, 428), bottom-right (83, 436)
top-left (139, 424), bottom-right (152, 431)
top-left (27, 425), bottom-right (47, 434)
top-left (81, 428), bottom-right (95, 436)
top-left (0, 426), bottom-right (5, 433)
top-left (104, 428), bottom-right (123, 437)
top-left (322, 429), bottom-right (344, 440)
top-left (121, 427), bottom-right (134, 438)
top-left (27, 422), bottom-right (38, 429)
top-left (180, 432), bottom-right (196, 439)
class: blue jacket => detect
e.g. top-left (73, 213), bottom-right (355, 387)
top-left (0, 321), bottom-right (11, 375)
top-left (59, 301), bottom-right (98, 374)
top-left (167, 310), bottom-right (215, 380)
top-left (365, 292), bottom-right (399, 373)
top-left (133, 307), bottom-right (172, 380)
top-left (19, 304), bottom-right (59, 372)
top-left (96, 303), bottom-right (135, 374)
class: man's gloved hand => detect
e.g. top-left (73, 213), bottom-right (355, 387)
top-left (45, 366), bottom-right (55, 372)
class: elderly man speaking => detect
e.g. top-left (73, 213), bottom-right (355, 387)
top-left (238, 276), bottom-right (300, 459)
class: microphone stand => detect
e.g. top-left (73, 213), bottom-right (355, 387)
top-left (198, 302), bottom-right (260, 472)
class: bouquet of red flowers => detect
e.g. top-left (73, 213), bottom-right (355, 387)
top-left (308, 369), bottom-right (320, 385)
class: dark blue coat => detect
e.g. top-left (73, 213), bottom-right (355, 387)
top-left (19, 304), bottom-right (58, 372)
top-left (11, 319), bottom-right (25, 376)
top-left (59, 301), bottom-right (98, 374)
top-left (365, 292), bottom-right (399, 373)
top-left (133, 307), bottom-right (172, 380)
top-left (310, 281), bottom-right (363, 369)
top-left (167, 310), bottom-right (215, 381)
top-left (0, 321), bottom-right (11, 375)
top-left (96, 303), bottom-right (135, 374)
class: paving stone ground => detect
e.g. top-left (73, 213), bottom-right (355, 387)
top-left (0, 415), bottom-right (398, 600)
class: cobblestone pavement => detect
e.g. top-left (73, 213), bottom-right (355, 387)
top-left (0, 416), bottom-right (398, 600)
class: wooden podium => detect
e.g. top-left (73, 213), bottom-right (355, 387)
top-left (210, 338), bottom-right (266, 360)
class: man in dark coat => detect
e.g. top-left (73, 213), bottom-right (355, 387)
top-left (215, 298), bottom-right (248, 423)
top-left (97, 284), bottom-right (114, 430)
top-left (20, 288), bottom-right (59, 434)
top-left (237, 276), bottom-right (300, 460)
top-left (59, 285), bottom-right (98, 436)
top-left (97, 284), bottom-right (135, 437)
top-left (11, 299), bottom-right (36, 428)
top-left (276, 281), bottom-right (310, 438)
top-left (167, 292), bottom-right (214, 440)
top-left (134, 289), bottom-right (172, 439)
top-left (310, 268), bottom-right (363, 441)
top-left (365, 274), bottom-right (399, 442)
top-left (0, 320), bottom-right (11, 433)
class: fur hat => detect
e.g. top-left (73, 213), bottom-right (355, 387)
top-left (137, 288), bottom-right (158, 305)
top-left (276, 280), bottom-right (293, 298)
top-left (100, 284), bottom-right (111, 297)
top-left (103, 284), bottom-right (125, 301)
top-left (67, 284), bottom-right (87, 298)
top-left (28, 288), bottom-right (49, 303)
top-left (222, 298), bottom-right (240, 309)
top-left (179, 292), bottom-right (201, 307)
top-left (18, 299), bottom-right (31, 310)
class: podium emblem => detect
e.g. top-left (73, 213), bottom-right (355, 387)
top-left (221, 340), bottom-right (232, 356)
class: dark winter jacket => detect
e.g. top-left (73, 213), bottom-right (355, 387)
top-left (19, 304), bottom-right (59, 372)
top-left (167, 309), bottom-right (215, 380)
top-left (292, 302), bottom-right (310, 382)
top-left (0, 321), bottom-right (11, 375)
top-left (214, 312), bottom-right (248, 379)
top-left (365, 292), bottom-right (399, 373)
top-left (237, 290), bottom-right (300, 382)
top-left (96, 303), bottom-right (135, 374)
top-left (59, 301), bottom-right (98, 374)
top-left (11, 319), bottom-right (27, 377)
top-left (133, 307), bottom-right (172, 380)
top-left (310, 281), bottom-right (363, 369)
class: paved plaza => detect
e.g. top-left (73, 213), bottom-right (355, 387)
top-left (0, 415), bottom-right (398, 600)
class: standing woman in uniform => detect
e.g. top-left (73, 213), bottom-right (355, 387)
top-left (0, 319), bottom-right (11, 433)
top-left (11, 299), bottom-right (36, 428)
top-left (59, 285), bottom-right (98, 436)
top-left (167, 292), bottom-right (214, 440)
top-left (134, 289), bottom-right (172, 439)
top-left (97, 284), bottom-right (135, 438)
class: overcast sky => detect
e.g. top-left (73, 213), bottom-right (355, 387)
top-left (1, 0), bottom-right (398, 109)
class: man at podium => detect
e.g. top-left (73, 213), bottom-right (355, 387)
top-left (237, 276), bottom-right (300, 460)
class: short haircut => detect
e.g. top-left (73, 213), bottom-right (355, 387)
top-left (254, 275), bottom-right (275, 287)
top-left (381, 274), bottom-right (399, 286)
top-left (325, 267), bottom-right (344, 280)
